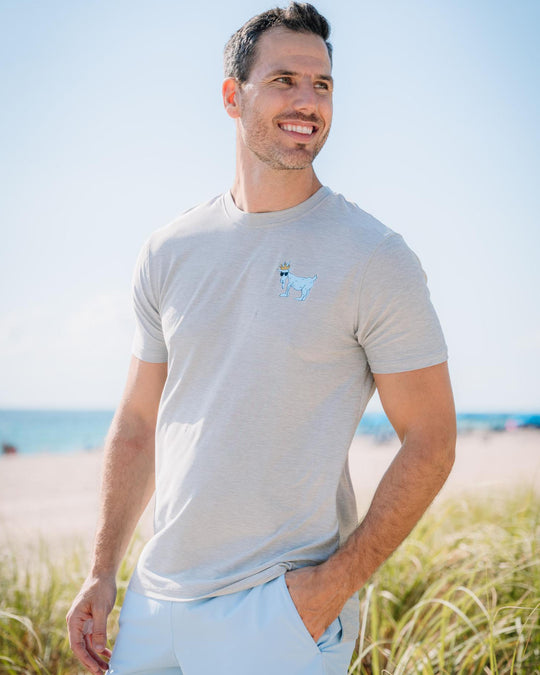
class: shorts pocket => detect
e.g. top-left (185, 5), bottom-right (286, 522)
top-left (278, 574), bottom-right (343, 654)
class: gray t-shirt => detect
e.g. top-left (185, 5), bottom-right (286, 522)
top-left (129, 186), bottom-right (447, 605)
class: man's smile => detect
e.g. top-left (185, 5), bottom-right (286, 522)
top-left (278, 122), bottom-right (317, 136)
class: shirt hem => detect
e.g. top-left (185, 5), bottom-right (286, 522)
top-left (369, 351), bottom-right (448, 375)
top-left (128, 562), bottom-right (293, 602)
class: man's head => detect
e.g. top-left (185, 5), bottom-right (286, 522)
top-left (224, 2), bottom-right (332, 85)
top-left (223, 3), bottom-right (333, 172)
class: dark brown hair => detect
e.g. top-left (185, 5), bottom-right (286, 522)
top-left (224, 2), bottom-right (332, 83)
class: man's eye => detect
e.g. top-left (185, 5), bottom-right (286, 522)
top-left (315, 82), bottom-right (329, 90)
top-left (276, 76), bottom-right (292, 84)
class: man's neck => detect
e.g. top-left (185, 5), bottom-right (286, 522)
top-left (230, 158), bottom-right (323, 213)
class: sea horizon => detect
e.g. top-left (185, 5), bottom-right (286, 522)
top-left (1, 408), bottom-right (539, 457)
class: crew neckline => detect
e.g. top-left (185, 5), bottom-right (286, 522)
top-left (222, 186), bottom-right (331, 227)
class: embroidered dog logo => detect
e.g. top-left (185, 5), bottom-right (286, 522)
top-left (278, 262), bottom-right (317, 302)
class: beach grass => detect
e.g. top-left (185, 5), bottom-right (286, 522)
top-left (0, 542), bottom-right (136, 675)
top-left (1, 490), bottom-right (539, 674)
top-left (350, 490), bottom-right (540, 674)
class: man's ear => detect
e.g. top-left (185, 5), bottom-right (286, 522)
top-left (222, 77), bottom-right (242, 119)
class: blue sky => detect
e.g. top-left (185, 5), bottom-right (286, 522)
top-left (1, 0), bottom-right (539, 411)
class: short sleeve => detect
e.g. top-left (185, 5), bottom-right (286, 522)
top-left (131, 241), bottom-right (168, 363)
top-left (356, 234), bottom-right (447, 374)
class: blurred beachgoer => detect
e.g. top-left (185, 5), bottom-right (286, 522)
top-left (67, 3), bottom-right (456, 673)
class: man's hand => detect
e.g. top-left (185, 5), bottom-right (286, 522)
top-left (284, 562), bottom-right (349, 643)
top-left (66, 575), bottom-right (117, 674)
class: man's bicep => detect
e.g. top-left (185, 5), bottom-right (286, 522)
top-left (116, 356), bottom-right (167, 434)
top-left (373, 362), bottom-right (456, 444)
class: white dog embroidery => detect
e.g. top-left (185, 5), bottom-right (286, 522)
top-left (278, 262), bottom-right (317, 302)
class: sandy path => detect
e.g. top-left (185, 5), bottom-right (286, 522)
top-left (1, 429), bottom-right (539, 553)
top-left (349, 428), bottom-right (540, 512)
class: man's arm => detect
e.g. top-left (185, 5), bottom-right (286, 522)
top-left (66, 356), bottom-right (167, 674)
top-left (285, 361), bottom-right (456, 642)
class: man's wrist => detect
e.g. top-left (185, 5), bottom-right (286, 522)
top-left (89, 558), bottom-right (119, 581)
top-left (321, 544), bottom-right (366, 600)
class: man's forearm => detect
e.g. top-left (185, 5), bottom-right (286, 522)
top-left (67, 359), bottom-right (165, 673)
top-left (326, 430), bottom-right (455, 598)
top-left (90, 413), bottom-right (156, 579)
top-left (285, 364), bottom-right (456, 643)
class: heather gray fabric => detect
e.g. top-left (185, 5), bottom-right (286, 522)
top-left (129, 186), bottom-right (447, 606)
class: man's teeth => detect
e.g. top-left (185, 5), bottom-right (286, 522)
top-left (281, 124), bottom-right (313, 135)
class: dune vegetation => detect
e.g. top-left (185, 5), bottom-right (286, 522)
top-left (1, 490), bottom-right (539, 674)
top-left (349, 491), bottom-right (540, 674)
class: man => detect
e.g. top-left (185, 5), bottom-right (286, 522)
top-left (67, 3), bottom-right (456, 674)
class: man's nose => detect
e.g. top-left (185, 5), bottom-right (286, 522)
top-left (291, 78), bottom-right (319, 112)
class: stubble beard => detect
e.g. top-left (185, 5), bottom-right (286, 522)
top-left (242, 111), bottom-right (330, 171)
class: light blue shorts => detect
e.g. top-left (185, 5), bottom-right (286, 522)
top-left (108, 574), bottom-right (358, 675)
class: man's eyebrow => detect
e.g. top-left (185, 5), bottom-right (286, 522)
top-left (267, 69), bottom-right (334, 84)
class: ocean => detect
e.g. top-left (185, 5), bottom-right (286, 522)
top-left (1, 409), bottom-right (539, 457)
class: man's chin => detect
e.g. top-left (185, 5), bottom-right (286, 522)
top-left (271, 148), bottom-right (320, 171)
top-left (248, 140), bottom-right (325, 170)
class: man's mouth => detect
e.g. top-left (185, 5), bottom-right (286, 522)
top-left (278, 123), bottom-right (317, 136)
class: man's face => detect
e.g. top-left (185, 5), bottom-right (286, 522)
top-left (235, 27), bottom-right (333, 171)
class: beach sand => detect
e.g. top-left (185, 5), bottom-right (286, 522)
top-left (1, 429), bottom-right (539, 555)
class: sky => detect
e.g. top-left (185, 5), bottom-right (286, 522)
top-left (1, 0), bottom-right (539, 412)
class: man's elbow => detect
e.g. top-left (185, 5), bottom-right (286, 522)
top-left (439, 432), bottom-right (456, 479)
top-left (428, 422), bottom-right (456, 481)
top-left (406, 421), bottom-right (456, 483)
